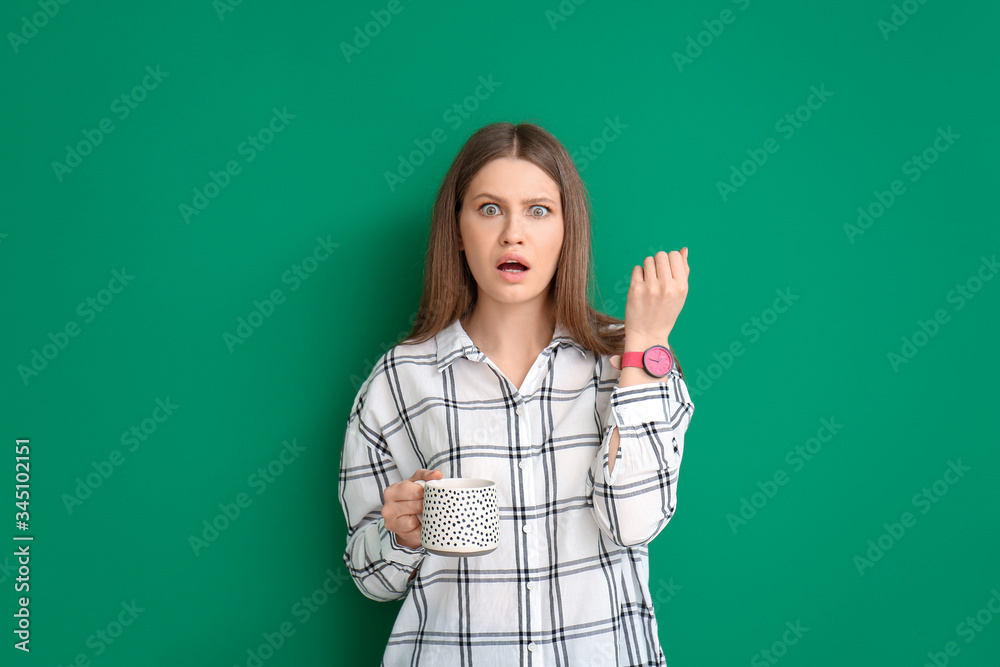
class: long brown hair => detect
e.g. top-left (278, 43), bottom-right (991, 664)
top-left (401, 121), bottom-right (682, 375)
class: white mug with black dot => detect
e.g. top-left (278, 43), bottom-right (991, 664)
top-left (413, 478), bottom-right (500, 556)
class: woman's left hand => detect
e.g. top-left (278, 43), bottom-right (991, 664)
top-left (611, 247), bottom-right (689, 369)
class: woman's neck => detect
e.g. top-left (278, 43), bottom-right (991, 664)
top-left (461, 297), bottom-right (556, 359)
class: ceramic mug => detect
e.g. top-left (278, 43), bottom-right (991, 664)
top-left (413, 478), bottom-right (500, 556)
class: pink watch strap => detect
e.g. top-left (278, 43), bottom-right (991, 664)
top-left (621, 351), bottom-right (644, 368)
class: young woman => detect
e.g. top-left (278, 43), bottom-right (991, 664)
top-left (340, 121), bottom-right (694, 666)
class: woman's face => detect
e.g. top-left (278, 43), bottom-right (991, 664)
top-left (458, 157), bottom-right (565, 312)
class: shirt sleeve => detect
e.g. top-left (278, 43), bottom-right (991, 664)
top-left (339, 362), bottom-right (427, 602)
top-left (587, 361), bottom-right (695, 547)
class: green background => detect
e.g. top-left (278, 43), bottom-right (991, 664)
top-left (2, 0), bottom-right (998, 665)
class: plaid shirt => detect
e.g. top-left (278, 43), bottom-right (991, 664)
top-left (339, 318), bottom-right (695, 666)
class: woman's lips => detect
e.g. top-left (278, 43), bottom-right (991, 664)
top-left (496, 264), bottom-right (529, 282)
top-left (496, 253), bottom-right (530, 282)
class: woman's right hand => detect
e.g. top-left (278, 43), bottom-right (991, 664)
top-left (382, 468), bottom-right (444, 549)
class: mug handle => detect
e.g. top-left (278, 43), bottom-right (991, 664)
top-left (412, 479), bottom-right (426, 524)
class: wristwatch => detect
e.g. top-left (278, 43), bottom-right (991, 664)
top-left (621, 345), bottom-right (673, 378)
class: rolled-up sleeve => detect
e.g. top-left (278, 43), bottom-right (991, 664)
top-left (339, 367), bottom-right (426, 601)
top-left (588, 367), bottom-right (695, 546)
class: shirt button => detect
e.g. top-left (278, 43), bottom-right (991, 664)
top-left (518, 460), bottom-right (527, 469)
top-left (527, 642), bottom-right (537, 652)
top-left (516, 405), bottom-right (523, 415)
top-left (522, 524), bottom-right (531, 533)
top-left (526, 582), bottom-right (535, 591)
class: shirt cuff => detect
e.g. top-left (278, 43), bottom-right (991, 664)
top-left (378, 517), bottom-right (427, 567)
top-left (608, 380), bottom-right (673, 428)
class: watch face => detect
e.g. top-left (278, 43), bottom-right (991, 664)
top-left (643, 346), bottom-right (673, 377)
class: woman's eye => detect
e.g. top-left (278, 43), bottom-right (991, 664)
top-left (530, 205), bottom-right (549, 217)
top-left (480, 203), bottom-right (500, 216)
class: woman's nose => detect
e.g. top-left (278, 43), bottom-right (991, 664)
top-left (500, 216), bottom-right (526, 245)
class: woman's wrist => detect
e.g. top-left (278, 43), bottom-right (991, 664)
top-left (623, 332), bottom-right (671, 353)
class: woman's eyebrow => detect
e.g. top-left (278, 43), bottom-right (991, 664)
top-left (472, 192), bottom-right (557, 205)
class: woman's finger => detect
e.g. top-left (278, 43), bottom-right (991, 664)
top-left (667, 250), bottom-right (686, 283)
top-left (655, 251), bottom-right (673, 283)
top-left (391, 499), bottom-right (425, 517)
top-left (643, 255), bottom-right (657, 282)
top-left (630, 263), bottom-right (644, 288)
top-left (392, 515), bottom-right (421, 535)
top-left (385, 481), bottom-right (417, 504)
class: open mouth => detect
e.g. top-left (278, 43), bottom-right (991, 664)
top-left (498, 261), bottom-right (529, 273)
top-left (496, 253), bottom-right (531, 275)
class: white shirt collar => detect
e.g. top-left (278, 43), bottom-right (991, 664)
top-left (435, 319), bottom-right (587, 372)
